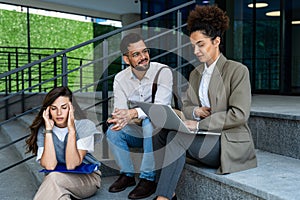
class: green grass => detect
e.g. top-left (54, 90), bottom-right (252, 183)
top-left (0, 9), bottom-right (120, 92)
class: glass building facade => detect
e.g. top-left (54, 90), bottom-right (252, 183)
top-left (1, 0), bottom-right (299, 95)
top-left (141, 0), bottom-right (300, 95)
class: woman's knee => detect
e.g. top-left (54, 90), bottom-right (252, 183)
top-left (44, 172), bottom-right (66, 186)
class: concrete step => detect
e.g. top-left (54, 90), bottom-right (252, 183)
top-left (0, 117), bottom-right (44, 185)
top-left (0, 125), bottom-right (38, 200)
top-left (74, 91), bottom-right (114, 107)
top-left (177, 149), bottom-right (300, 200)
top-left (78, 101), bottom-right (105, 125)
top-left (249, 95), bottom-right (300, 160)
top-left (76, 97), bottom-right (114, 128)
top-left (249, 116), bottom-right (300, 160)
top-left (249, 110), bottom-right (300, 160)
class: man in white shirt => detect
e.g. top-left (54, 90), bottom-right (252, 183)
top-left (106, 33), bottom-right (173, 199)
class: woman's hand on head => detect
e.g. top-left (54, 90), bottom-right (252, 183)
top-left (67, 102), bottom-right (75, 132)
top-left (43, 106), bottom-right (54, 130)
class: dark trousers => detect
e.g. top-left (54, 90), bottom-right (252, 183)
top-left (153, 130), bottom-right (220, 199)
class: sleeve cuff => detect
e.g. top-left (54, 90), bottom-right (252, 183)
top-left (196, 121), bottom-right (200, 131)
top-left (136, 107), bottom-right (147, 119)
top-left (193, 107), bottom-right (201, 120)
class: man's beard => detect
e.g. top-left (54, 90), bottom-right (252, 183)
top-left (134, 64), bottom-right (150, 71)
top-left (132, 59), bottom-right (150, 71)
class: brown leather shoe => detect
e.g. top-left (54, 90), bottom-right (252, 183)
top-left (108, 174), bottom-right (136, 193)
top-left (128, 178), bottom-right (157, 199)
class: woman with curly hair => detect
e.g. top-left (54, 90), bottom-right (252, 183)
top-left (153, 5), bottom-right (257, 200)
top-left (26, 86), bottom-right (102, 200)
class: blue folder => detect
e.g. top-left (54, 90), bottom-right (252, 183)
top-left (39, 163), bottom-right (99, 174)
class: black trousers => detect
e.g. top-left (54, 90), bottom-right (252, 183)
top-left (153, 130), bottom-right (220, 199)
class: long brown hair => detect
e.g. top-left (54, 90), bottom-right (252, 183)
top-left (25, 86), bottom-right (86, 154)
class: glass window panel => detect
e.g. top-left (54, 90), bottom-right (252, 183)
top-left (291, 0), bottom-right (300, 93)
top-left (232, 0), bottom-right (280, 92)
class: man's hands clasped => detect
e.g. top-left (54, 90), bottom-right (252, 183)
top-left (107, 108), bottom-right (137, 131)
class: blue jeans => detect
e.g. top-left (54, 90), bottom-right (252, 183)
top-left (106, 118), bottom-right (155, 181)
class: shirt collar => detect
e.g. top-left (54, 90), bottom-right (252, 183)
top-left (203, 55), bottom-right (220, 75)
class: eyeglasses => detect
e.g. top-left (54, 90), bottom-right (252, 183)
top-left (125, 48), bottom-right (150, 58)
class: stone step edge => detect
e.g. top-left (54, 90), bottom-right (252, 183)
top-left (180, 149), bottom-right (300, 200)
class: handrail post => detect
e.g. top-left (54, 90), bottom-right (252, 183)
top-left (5, 76), bottom-right (8, 119)
top-left (39, 55), bottom-right (42, 92)
top-left (176, 10), bottom-right (183, 109)
top-left (80, 59), bottom-right (83, 90)
top-left (16, 48), bottom-right (19, 92)
top-left (8, 53), bottom-right (11, 93)
top-left (102, 39), bottom-right (109, 159)
top-left (27, 7), bottom-right (32, 92)
top-left (21, 48), bottom-right (25, 113)
top-left (62, 54), bottom-right (68, 87)
top-left (54, 56), bottom-right (57, 88)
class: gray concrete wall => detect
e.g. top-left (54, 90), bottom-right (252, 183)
top-left (248, 116), bottom-right (300, 160)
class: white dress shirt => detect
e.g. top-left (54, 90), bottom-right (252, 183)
top-left (113, 62), bottom-right (173, 119)
top-left (193, 56), bottom-right (220, 120)
top-left (199, 62), bottom-right (215, 107)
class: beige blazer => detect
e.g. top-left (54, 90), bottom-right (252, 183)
top-left (182, 54), bottom-right (257, 174)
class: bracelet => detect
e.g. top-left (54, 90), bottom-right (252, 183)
top-left (196, 121), bottom-right (200, 131)
top-left (44, 129), bottom-right (53, 135)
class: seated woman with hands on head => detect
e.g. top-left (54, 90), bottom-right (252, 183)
top-left (25, 86), bottom-right (103, 200)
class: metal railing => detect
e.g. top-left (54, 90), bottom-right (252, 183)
top-left (0, 46), bottom-right (94, 93)
top-left (0, 0), bottom-right (196, 174)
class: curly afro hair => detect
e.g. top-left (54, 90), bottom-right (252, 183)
top-left (187, 5), bottom-right (229, 39)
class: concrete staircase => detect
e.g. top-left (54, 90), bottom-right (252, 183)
top-left (0, 119), bottom-right (38, 200)
top-left (0, 95), bottom-right (300, 200)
